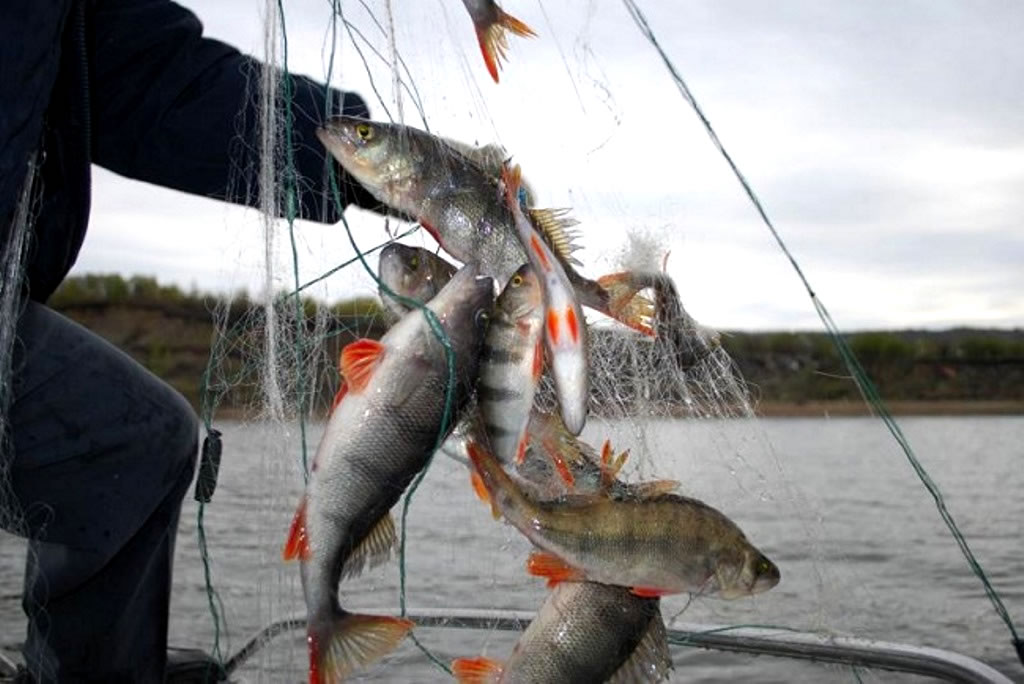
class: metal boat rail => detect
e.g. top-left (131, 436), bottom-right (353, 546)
top-left (217, 608), bottom-right (1014, 683)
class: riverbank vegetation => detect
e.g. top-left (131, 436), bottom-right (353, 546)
top-left (48, 274), bottom-right (1024, 416)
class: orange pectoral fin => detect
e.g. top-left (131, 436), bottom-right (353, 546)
top-left (469, 469), bottom-right (500, 520)
top-left (329, 381), bottom-right (348, 415)
top-left (452, 655), bottom-right (504, 684)
top-left (283, 496), bottom-right (311, 561)
top-left (630, 586), bottom-right (672, 598)
top-left (340, 339), bottom-right (385, 393)
top-left (549, 450), bottom-right (575, 489)
top-left (527, 551), bottom-right (584, 588)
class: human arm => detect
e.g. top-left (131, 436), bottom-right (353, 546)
top-left (88, 0), bottom-right (381, 221)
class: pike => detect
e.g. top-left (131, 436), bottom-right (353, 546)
top-left (452, 581), bottom-right (671, 683)
top-left (466, 441), bottom-right (781, 599)
top-left (316, 117), bottom-right (654, 336)
top-left (282, 266), bottom-right (494, 683)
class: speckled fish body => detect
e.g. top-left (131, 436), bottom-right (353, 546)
top-left (453, 581), bottom-right (671, 683)
top-left (467, 443), bottom-right (781, 599)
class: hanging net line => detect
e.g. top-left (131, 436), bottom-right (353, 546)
top-left (170, 1), bottom-right (1023, 681)
top-left (0, 1), bottom-right (1015, 683)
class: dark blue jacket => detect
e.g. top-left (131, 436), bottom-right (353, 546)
top-left (0, 0), bottom-right (375, 302)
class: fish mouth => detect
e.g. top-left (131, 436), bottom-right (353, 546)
top-left (378, 243), bottom-right (417, 286)
top-left (316, 117), bottom-right (362, 165)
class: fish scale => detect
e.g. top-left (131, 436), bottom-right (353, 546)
top-left (478, 265), bottom-right (546, 464)
top-left (284, 266), bottom-right (493, 683)
top-left (453, 581), bottom-right (671, 683)
top-left (317, 117), bottom-right (656, 341)
top-left (468, 442), bottom-right (781, 600)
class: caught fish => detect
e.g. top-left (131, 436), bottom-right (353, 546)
top-left (500, 164), bottom-right (588, 434)
top-left (467, 441), bottom-right (781, 599)
top-left (461, 0), bottom-right (536, 83)
top-left (439, 137), bottom-right (537, 207)
top-left (479, 264), bottom-right (545, 464)
top-left (283, 266), bottom-right (494, 682)
top-left (607, 269), bottom-right (720, 371)
top-left (452, 581), bottom-right (671, 683)
top-left (316, 117), bottom-right (654, 336)
top-left (378, 243), bottom-right (457, 318)
top-left (516, 410), bottom-right (678, 500)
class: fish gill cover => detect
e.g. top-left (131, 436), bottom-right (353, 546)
top-left (3, 2), bottom-right (1021, 683)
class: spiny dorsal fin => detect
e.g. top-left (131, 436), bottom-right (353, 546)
top-left (606, 607), bottom-right (672, 683)
top-left (341, 513), bottom-right (397, 580)
top-left (626, 479), bottom-right (681, 500)
top-left (528, 208), bottom-right (583, 267)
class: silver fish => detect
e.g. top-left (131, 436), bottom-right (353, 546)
top-left (478, 264), bottom-right (545, 465)
top-left (452, 581), bottom-right (671, 683)
top-left (283, 265), bottom-right (493, 682)
top-left (377, 242), bottom-right (457, 318)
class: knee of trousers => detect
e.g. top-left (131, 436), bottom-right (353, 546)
top-left (165, 388), bottom-right (201, 484)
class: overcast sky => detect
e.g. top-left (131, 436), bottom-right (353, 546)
top-left (77, 1), bottom-right (1024, 330)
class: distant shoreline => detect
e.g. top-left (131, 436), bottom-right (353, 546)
top-left (753, 399), bottom-right (1024, 417)
top-left (206, 399), bottom-right (1024, 423)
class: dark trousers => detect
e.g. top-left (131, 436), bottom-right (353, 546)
top-left (4, 301), bottom-right (198, 683)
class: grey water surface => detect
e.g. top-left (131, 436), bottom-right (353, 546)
top-left (2, 416), bottom-right (1022, 683)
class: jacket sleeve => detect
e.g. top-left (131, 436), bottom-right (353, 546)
top-left (88, 0), bottom-right (380, 222)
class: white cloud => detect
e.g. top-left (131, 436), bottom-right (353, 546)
top-left (70, 0), bottom-right (1024, 329)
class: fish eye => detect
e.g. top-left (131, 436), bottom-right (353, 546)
top-left (510, 274), bottom-right (523, 287)
top-left (355, 123), bottom-right (374, 141)
top-left (474, 309), bottom-right (490, 329)
top-left (409, 255), bottom-right (419, 270)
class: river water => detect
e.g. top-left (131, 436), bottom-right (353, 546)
top-left (2, 416), bottom-right (1022, 682)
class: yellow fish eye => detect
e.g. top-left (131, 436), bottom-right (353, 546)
top-left (510, 274), bottom-right (523, 287)
top-left (355, 123), bottom-right (373, 141)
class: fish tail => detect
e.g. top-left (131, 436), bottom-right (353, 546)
top-left (594, 272), bottom-right (656, 336)
top-left (451, 656), bottom-right (504, 683)
top-left (475, 6), bottom-right (536, 83)
top-left (307, 612), bottom-right (413, 683)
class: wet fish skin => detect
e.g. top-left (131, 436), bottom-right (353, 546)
top-left (460, 0), bottom-right (536, 83)
top-left (467, 442), bottom-right (781, 599)
top-left (318, 117), bottom-right (655, 336)
top-left (377, 243), bottom-right (457, 318)
top-left (285, 265), bottom-right (494, 682)
top-left (318, 117), bottom-right (526, 286)
top-left (453, 581), bottom-right (671, 683)
top-left (501, 163), bottom-right (588, 435)
top-left (479, 264), bottom-right (545, 465)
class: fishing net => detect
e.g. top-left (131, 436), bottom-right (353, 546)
top-left (152, 1), bottom-right (1024, 681)
top-left (1, 2), bottom-right (1020, 683)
